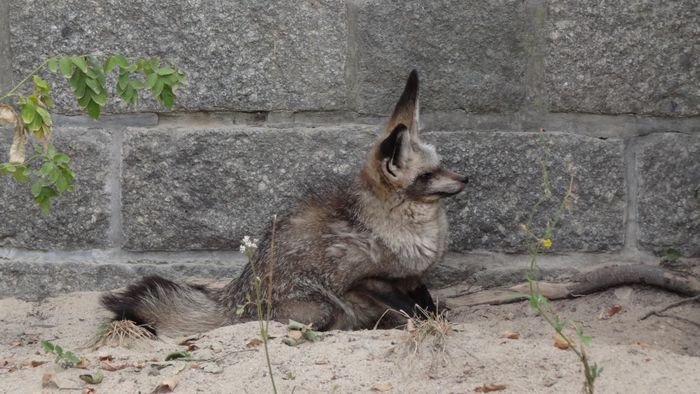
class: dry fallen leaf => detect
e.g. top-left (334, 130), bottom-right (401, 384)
top-left (0, 105), bottom-right (16, 124)
top-left (406, 319), bottom-right (416, 336)
top-left (288, 330), bottom-right (303, 340)
top-left (150, 377), bottom-right (179, 394)
top-left (246, 338), bottom-right (263, 348)
top-left (176, 334), bottom-right (202, 346)
top-left (98, 355), bottom-right (114, 361)
top-left (372, 382), bottom-right (393, 392)
top-left (474, 383), bottom-right (507, 392)
top-left (199, 362), bottom-right (224, 374)
top-left (633, 341), bottom-right (650, 349)
top-left (0, 104), bottom-right (26, 163)
top-left (29, 360), bottom-right (48, 368)
top-left (133, 361), bottom-right (146, 369)
top-left (553, 333), bottom-right (570, 350)
top-left (76, 357), bottom-right (91, 369)
top-left (83, 388), bottom-right (97, 394)
top-left (42, 372), bottom-right (60, 389)
top-left (101, 361), bottom-right (128, 371)
top-left (500, 331), bottom-right (520, 340)
top-left (607, 304), bottom-right (623, 317)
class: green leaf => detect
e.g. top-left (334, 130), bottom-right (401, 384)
top-left (0, 163), bottom-right (16, 173)
top-left (33, 75), bottom-right (49, 90)
top-left (43, 95), bottom-right (55, 109)
top-left (40, 161), bottom-right (56, 175)
top-left (46, 143), bottom-right (57, 159)
top-left (71, 56), bottom-right (88, 73)
top-left (13, 166), bottom-right (30, 183)
top-left (79, 371), bottom-right (103, 385)
top-left (113, 55), bottom-right (129, 68)
top-left (160, 86), bottom-right (175, 109)
top-left (47, 57), bottom-right (59, 72)
top-left (56, 174), bottom-right (68, 193)
top-left (86, 100), bottom-right (101, 119)
top-left (151, 79), bottom-right (164, 97)
top-left (117, 73), bottom-right (129, 91)
top-left (54, 344), bottom-right (63, 355)
top-left (54, 153), bottom-right (70, 163)
top-left (39, 198), bottom-right (51, 214)
top-left (41, 340), bottom-right (55, 353)
top-left (35, 106), bottom-right (52, 126)
top-left (20, 101), bottom-right (37, 124)
top-left (59, 56), bottom-right (73, 77)
top-left (164, 351), bottom-right (191, 361)
top-left (145, 72), bottom-right (158, 89)
top-left (48, 168), bottom-right (60, 183)
top-left (303, 329), bottom-right (322, 343)
top-left (28, 114), bottom-right (43, 133)
top-left (122, 87), bottom-right (135, 103)
top-left (62, 351), bottom-right (80, 365)
top-left (85, 78), bottom-right (102, 94)
top-left (104, 55), bottom-right (118, 74)
top-left (287, 320), bottom-right (307, 331)
top-left (161, 75), bottom-right (180, 87)
top-left (41, 186), bottom-right (58, 199)
top-left (69, 69), bottom-right (84, 91)
top-left (74, 80), bottom-right (87, 98)
top-left (84, 67), bottom-right (97, 79)
top-left (130, 79), bottom-right (144, 90)
top-left (92, 91), bottom-right (108, 106)
top-left (156, 67), bottom-right (175, 76)
top-left (78, 92), bottom-right (92, 108)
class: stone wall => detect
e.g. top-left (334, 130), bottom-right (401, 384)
top-left (1, 0), bottom-right (698, 299)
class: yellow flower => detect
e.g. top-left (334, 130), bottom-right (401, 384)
top-left (542, 239), bottom-right (552, 248)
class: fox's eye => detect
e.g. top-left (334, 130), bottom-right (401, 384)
top-left (418, 172), bottom-right (433, 181)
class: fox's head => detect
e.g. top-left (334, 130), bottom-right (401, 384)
top-left (365, 70), bottom-right (467, 203)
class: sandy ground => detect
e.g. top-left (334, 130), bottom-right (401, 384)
top-left (1, 286), bottom-right (699, 394)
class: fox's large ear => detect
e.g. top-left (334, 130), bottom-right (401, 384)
top-left (377, 123), bottom-right (411, 178)
top-left (384, 69), bottom-right (420, 137)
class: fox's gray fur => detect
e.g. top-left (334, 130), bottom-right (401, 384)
top-left (102, 70), bottom-right (467, 337)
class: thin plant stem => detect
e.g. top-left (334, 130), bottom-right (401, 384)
top-left (0, 59), bottom-right (50, 101)
top-left (261, 215), bottom-right (277, 394)
top-left (525, 129), bottom-right (599, 394)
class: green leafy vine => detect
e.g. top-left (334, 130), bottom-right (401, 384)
top-left (0, 54), bottom-right (186, 212)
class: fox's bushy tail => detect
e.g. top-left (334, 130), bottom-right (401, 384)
top-left (100, 275), bottom-right (232, 337)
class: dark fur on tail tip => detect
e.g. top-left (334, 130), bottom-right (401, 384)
top-left (100, 275), bottom-right (181, 335)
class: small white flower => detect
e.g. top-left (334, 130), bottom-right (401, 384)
top-left (239, 235), bottom-right (258, 254)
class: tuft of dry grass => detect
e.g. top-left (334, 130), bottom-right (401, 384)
top-left (94, 320), bottom-right (155, 348)
top-left (403, 304), bottom-right (453, 355)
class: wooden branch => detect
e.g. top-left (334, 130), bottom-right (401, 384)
top-left (639, 294), bottom-right (700, 321)
top-left (439, 263), bottom-right (700, 308)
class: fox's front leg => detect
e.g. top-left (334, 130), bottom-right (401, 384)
top-left (360, 278), bottom-right (443, 318)
top-left (406, 283), bottom-right (439, 315)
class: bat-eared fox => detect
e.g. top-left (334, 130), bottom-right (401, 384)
top-left (102, 70), bottom-right (468, 336)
